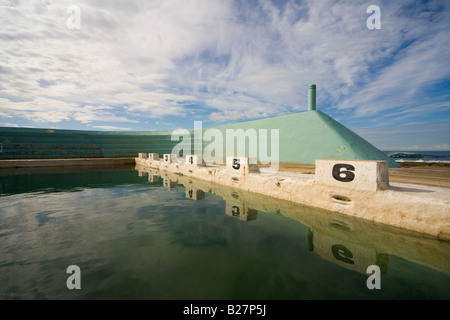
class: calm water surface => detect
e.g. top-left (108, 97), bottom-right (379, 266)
top-left (0, 165), bottom-right (449, 300)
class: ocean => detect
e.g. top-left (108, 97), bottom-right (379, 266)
top-left (385, 151), bottom-right (450, 163)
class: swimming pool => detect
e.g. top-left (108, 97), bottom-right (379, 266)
top-left (1, 165), bottom-right (449, 300)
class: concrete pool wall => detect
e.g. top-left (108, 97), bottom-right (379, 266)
top-left (135, 155), bottom-right (450, 241)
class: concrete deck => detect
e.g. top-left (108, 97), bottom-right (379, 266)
top-left (276, 162), bottom-right (450, 188)
top-left (135, 158), bottom-right (450, 241)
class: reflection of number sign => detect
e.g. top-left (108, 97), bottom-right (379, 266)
top-left (189, 156), bottom-right (193, 164)
top-left (331, 244), bottom-right (354, 264)
top-left (165, 155), bottom-right (168, 161)
top-left (332, 164), bottom-right (355, 182)
top-left (232, 206), bottom-right (240, 217)
top-left (232, 158), bottom-right (240, 170)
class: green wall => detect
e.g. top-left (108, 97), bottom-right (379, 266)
top-left (0, 110), bottom-right (398, 167)
top-left (0, 127), bottom-right (178, 159)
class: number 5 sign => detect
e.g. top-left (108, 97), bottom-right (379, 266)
top-left (315, 160), bottom-right (390, 192)
top-left (226, 157), bottom-right (249, 175)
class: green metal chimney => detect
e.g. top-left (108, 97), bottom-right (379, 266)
top-left (308, 84), bottom-right (316, 111)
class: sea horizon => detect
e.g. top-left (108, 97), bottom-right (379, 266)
top-left (384, 150), bottom-right (450, 163)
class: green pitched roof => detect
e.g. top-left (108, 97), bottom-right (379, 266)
top-left (206, 110), bottom-right (399, 168)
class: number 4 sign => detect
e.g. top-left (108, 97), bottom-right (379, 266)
top-left (185, 155), bottom-right (204, 166)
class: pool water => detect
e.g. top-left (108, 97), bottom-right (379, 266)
top-left (0, 166), bottom-right (449, 300)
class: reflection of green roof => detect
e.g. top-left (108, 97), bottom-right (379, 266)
top-left (207, 110), bottom-right (399, 168)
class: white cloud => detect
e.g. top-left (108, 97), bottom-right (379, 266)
top-left (0, 97), bottom-right (78, 123)
top-left (72, 105), bottom-right (139, 124)
top-left (0, 122), bottom-right (19, 127)
top-left (88, 125), bottom-right (132, 131)
top-left (0, 0), bottom-right (449, 132)
top-left (352, 122), bottom-right (450, 150)
top-left (434, 144), bottom-right (449, 150)
top-left (0, 98), bottom-right (138, 124)
top-left (209, 110), bottom-right (270, 122)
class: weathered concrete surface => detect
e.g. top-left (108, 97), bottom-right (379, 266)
top-left (277, 162), bottom-right (450, 188)
top-left (135, 157), bottom-right (450, 241)
top-left (0, 157), bottom-right (135, 168)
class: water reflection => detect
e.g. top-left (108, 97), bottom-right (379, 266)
top-left (137, 164), bottom-right (450, 276)
top-left (0, 165), bottom-right (448, 299)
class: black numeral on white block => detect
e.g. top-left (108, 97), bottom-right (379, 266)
top-left (226, 157), bottom-right (251, 175)
top-left (232, 158), bottom-right (240, 170)
top-left (148, 153), bottom-right (159, 161)
top-left (186, 155), bottom-right (203, 166)
top-left (332, 164), bottom-right (355, 182)
top-left (315, 160), bottom-right (389, 192)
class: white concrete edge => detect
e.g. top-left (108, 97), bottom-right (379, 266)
top-left (135, 158), bottom-right (450, 241)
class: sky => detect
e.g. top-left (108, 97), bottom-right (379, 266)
top-left (0, 0), bottom-right (449, 151)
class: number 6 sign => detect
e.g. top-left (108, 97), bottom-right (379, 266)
top-left (332, 164), bottom-right (355, 182)
top-left (315, 160), bottom-right (389, 191)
